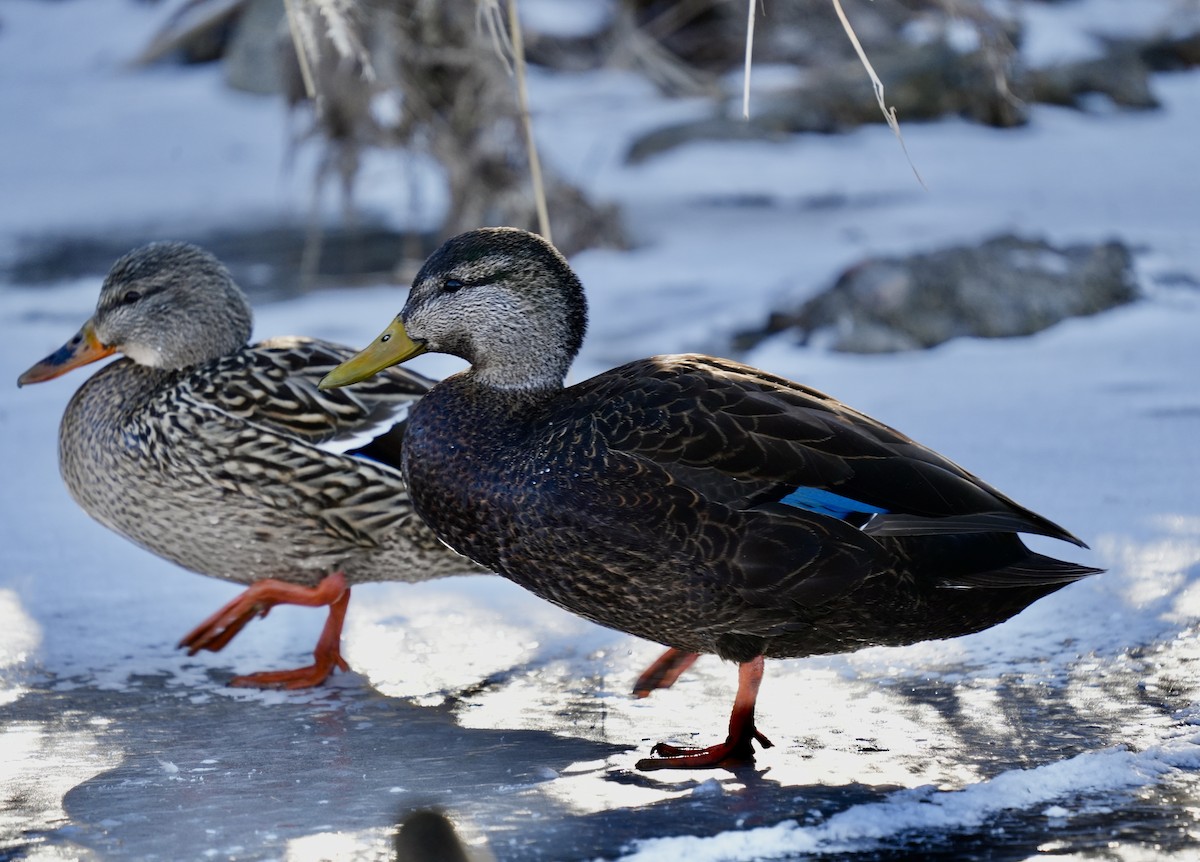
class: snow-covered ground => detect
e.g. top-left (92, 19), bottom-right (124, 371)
top-left (2, 1), bottom-right (1199, 860)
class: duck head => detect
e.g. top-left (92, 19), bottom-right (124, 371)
top-left (18, 242), bottom-right (253, 386)
top-left (320, 228), bottom-right (587, 393)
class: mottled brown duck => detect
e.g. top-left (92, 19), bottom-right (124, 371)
top-left (320, 227), bottom-right (1101, 770)
top-left (18, 242), bottom-right (478, 689)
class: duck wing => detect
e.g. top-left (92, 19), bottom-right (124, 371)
top-left (183, 337), bottom-right (433, 451)
top-left (141, 338), bottom-right (431, 551)
top-left (162, 399), bottom-right (416, 551)
top-left (572, 354), bottom-right (1085, 547)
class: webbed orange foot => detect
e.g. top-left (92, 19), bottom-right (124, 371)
top-left (177, 572), bottom-right (351, 690)
top-left (632, 648), bottom-right (700, 698)
top-left (636, 656), bottom-right (773, 771)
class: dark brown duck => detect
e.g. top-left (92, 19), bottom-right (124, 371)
top-left (321, 227), bottom-right (1101, 770)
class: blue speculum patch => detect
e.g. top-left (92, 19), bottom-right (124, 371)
top-left (780, 486), bottom-right (891, 518)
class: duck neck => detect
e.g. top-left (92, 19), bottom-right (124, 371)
top-left (468, 353), bottom-right (570, 398)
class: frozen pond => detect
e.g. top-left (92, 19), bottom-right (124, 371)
top-left (4, 276), bottom-right (1200, 860)
top-left (4, 593), bottom-right (1200, 860)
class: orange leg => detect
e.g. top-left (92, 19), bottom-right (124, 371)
top-left (632, 648), bottom-right (700, 698)
top-left (177, 572), bottom-right (351, 690)
top-left (636, 655), bottom-right (774, 770)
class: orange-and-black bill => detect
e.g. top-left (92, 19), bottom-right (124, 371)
top-left (17, 320), bottom-right (116, 387)
top-left (318, 317), bottom-right (427, 389)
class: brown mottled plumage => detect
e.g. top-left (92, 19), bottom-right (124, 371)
top-left (321, 227), bottom-right (1101, 769)
top-left (18, 242), bottom-right (478, 689)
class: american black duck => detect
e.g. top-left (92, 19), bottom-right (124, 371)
top-left (320, 227), bottom-right (1101, 769)
top-left (18, 242), bottom-right (479, 688)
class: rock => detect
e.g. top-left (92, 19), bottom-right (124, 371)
top-left (628, 40), bottom-right (1027, 163)
top-left (1027, 50), bottom-right (1158, 110)
top-left (626, 0), bottom-right (919, 74)
top-left (737, 235), bottom-right (1139, 354)
top-left (625, 15), bottom-right (1196, 164)
top-left (132, 0), bottom-right (243, 67)
top-left (1136, 30), bottom-right (1200, 71)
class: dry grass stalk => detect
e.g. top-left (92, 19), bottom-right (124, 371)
top-left (284, 0), bottom-right (376, 99)
top-left (830, 0), bottom-right (925, 187)
top-left (282, 0), bottom-right (318, 99)
top-left (275, 0), bottom-right (620, 260)
top-left (477, 0), bottom-right (514, 74)
top-left (742, 0), bottom-right (756, 119)
top-left (281, 0), bottom-right (382, 285)
top-left (501, 0), bottom-right (552, 243)
top-left (609, 11), bottom-right (717, 97)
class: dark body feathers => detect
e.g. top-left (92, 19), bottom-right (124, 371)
top-left (378, 354), bottom-right (1096, 664)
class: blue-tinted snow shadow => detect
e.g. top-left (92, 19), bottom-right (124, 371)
top-left (10, 673), bottom-right (618, 860)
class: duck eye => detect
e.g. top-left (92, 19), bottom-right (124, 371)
top-left (443, 278), bottom-right (464, 293)
top-left (122, 290), bottom-right (142, 304)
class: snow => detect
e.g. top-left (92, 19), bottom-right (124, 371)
top-left (520, 0), bottom-right (615, 39)
top-left (1016, 0), bottom-right (1194, 66)
top-left (2, 1), bottom-right (1200, 860)
top-left (626, 733), bottom-right (1200, 860)
top-left (0, 0), bottom-right (448, 243)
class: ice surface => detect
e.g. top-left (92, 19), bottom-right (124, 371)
top-left (2, 1), bottom-right (1200, 860)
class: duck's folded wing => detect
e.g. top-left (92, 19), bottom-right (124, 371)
top-left (144, 397), bottom-right (416, 551)
top-left (184, 337), bottom-right (433, 450)
top-left (578, 354), bottom-right (1084, 546)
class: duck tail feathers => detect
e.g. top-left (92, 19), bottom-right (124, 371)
top-left (937, 553), bottom-right (1104, 589)
top-left (863, 511), bottom-right (1089, 548)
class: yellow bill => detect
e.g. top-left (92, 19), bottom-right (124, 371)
top-left (319, 317), bottom-right (428, 389)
